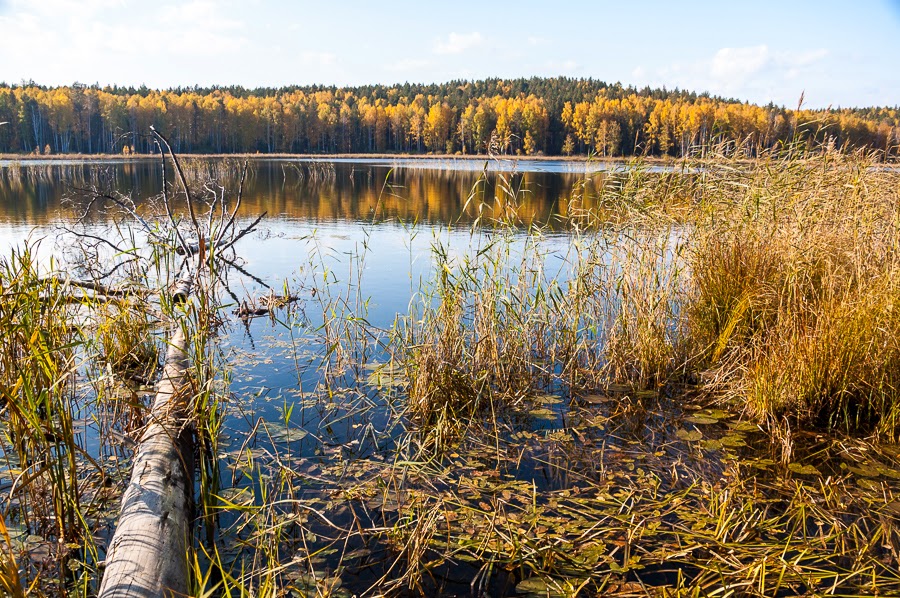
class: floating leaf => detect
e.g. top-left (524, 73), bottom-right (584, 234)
top-left (516, 578), bottom-right (565, 596)
top-left (580, 394), bottom-right (613, 404)
top-left (676, 428), bottom-right (703, 442)
top-left (858, 478), bottom-right (882, 492)
top-left (605, 384), bottom-right (632, 393)
top-left (342, 548), bottom-right (371, 561)
top-left (874, 463), bottom-right (900, 480)
top-left (532, 394), bottom-right (563, 405)
top-left (685, 416), bottom-right (718, 425)
top-left (719, 433), bottom-right (746, 448)
top-left (848, 464), bottom-right (881, 478)
top-left (701, 439), bottom-right (723, 451)
top-left (529, 408), bottom-right (556, 420)
top-left (695, 409), bottom-right (729, 419)
top-left (883, 501), bottom-right (900, 515)
top-left (788, 463), bottom-right (820, 476)
top-left (729, 420), bottom-right (759, 432)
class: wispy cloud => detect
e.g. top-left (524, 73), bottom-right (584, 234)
top-left (710, 45), bottom-right (828, 88)
top-left (386, 58), bottom-right (430, 72)
top-left (433, 32), bottom-right (483, 55)
top-left (710, 45), bottom-right (771, 81)
top-left (300, 51), bottom-right (337, 67)
top-left (0, 0), bottom-right (251, 84)
top-left (634, 44), bottom-right (830, 106)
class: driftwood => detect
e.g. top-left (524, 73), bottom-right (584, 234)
top-left (86, 129), bottom-right (265, 597)
top-left (97, 282), bottom-right (194, 598)
top-left (175, 211), bottom-right (267, 256)
top-left (39, 278), bottom-right (147, 298)
top-left (234, 292), bottom-right (301, 319)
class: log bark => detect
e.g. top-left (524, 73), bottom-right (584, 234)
top-left (98, 285), bottom-right (195, 598)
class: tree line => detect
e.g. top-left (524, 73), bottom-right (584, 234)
top-left (0, 78), bottom-right (896, 157)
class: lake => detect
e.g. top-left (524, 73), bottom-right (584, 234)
top-left (2, 155), bottom-right (899, 597)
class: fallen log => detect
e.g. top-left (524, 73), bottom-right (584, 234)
top-left (233, 292), bottom-right (301, 319)
top-left (98, 282), bottom-right (195, 598)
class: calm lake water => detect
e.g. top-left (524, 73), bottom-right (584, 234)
top-left (0, 155), bottom-right (616, 329)
top-left (0, 157), bottom-right (625, 585)
top-left (4, 158), bottom-right (900, 595)
top-left (0, 156), bottom-right (622, 343)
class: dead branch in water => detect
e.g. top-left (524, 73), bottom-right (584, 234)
top-left (54, 131), bottom-right (269, 597)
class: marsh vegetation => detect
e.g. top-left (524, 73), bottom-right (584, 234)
top-left (1, 146), bottom-right (900, 596)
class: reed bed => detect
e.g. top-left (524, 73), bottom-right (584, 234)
top-left (682, 150), bottom-right (900, 437)
top-left (0, 245), bottom-right (103, 596)
top-left (181, 147), bottom-right (900, 597)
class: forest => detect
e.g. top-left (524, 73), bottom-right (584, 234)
top-left (0, 77), bottom-right (897, 157)
top-left (0, 77), bottom-right (900, 157)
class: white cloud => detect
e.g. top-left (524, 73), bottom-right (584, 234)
top-left (635, 44), bottom-right (830, 106)
top-left (0, 0), bottom-right (251, 84)
top-left (159, 1), bottom-right (242, 31)
top-left (433, 32), bottom-right (483, 55)
top-left (711, 45), bottom-right (770, 81)
top-left (386, 58), bottom-right (430, 72)
top-left (8, 0), bottom-right (125, 16)
top-left (710, 45), bottom-right (828, 88)
top-left (300, 51), bottom-right (337, 67)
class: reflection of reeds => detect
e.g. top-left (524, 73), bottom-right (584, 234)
top-left (180, 156), bottom-right (258, 185)
top-left (0, 518), bottom-right (24, 598)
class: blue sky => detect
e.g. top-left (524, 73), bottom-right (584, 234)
top-left (0, 0), bottom-right (898, 108)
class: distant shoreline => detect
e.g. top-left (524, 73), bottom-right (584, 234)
top-left (0, 152), bottom-right (676, 164)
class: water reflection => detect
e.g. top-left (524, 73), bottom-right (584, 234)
top-left (0, 158), bottom-right (624, 227)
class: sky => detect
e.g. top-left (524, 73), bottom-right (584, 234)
top-left (0, 0), bottom-right (898, 109)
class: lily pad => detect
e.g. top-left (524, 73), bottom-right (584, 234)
top-left (788, 463), bottom-right (821, 476)
top-left (719, 433), bottom-right (746, 448)
top-left (605, 384), bottom-right (633, 393)
top-left (516, 578), bottom-right (566, 596)
top-left (580, 394), bottom-right (614, 404)
top-left (676, 428), bottom-right (703, 442)
top-left (529, 408), bottom-right (557, 420)
top-left (858, 478), bottom-right (883, 492)
top-left (701, 439), bottom-right (724, 451)
top-left (531, 394), bottom-right (563, 405)
top-left (685, 416), bottom-right (718, 425)
top-left (729, 420), bottom-right (759, 432)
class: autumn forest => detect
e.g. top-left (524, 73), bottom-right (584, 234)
top-left (0, 77), bottom-right (898, 158)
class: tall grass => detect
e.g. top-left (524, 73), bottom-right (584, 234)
top-left (686, 148), bottom-right (900, 436)
top-left (396, 145), bottom-right (900, 453)
top-left (0, 243), bottom-right (104, 595)
top-left (93, 302), bottom-right (160, 379)
top-left (399, 162), bottom-right (694, 452)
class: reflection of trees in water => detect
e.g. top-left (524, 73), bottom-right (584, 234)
top-left (0, 160), bottom-right (619, 226)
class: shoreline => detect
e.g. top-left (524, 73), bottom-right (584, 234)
top-left (2, 152), bottom-right (892, 169)
top-left (0, 152), bottom-right (673, 164)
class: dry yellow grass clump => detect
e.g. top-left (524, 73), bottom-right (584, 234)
top-left (686, 149), bottom-right (900, 436)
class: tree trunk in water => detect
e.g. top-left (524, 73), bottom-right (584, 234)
top-left (98, 279), bottom-right (195, 598)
